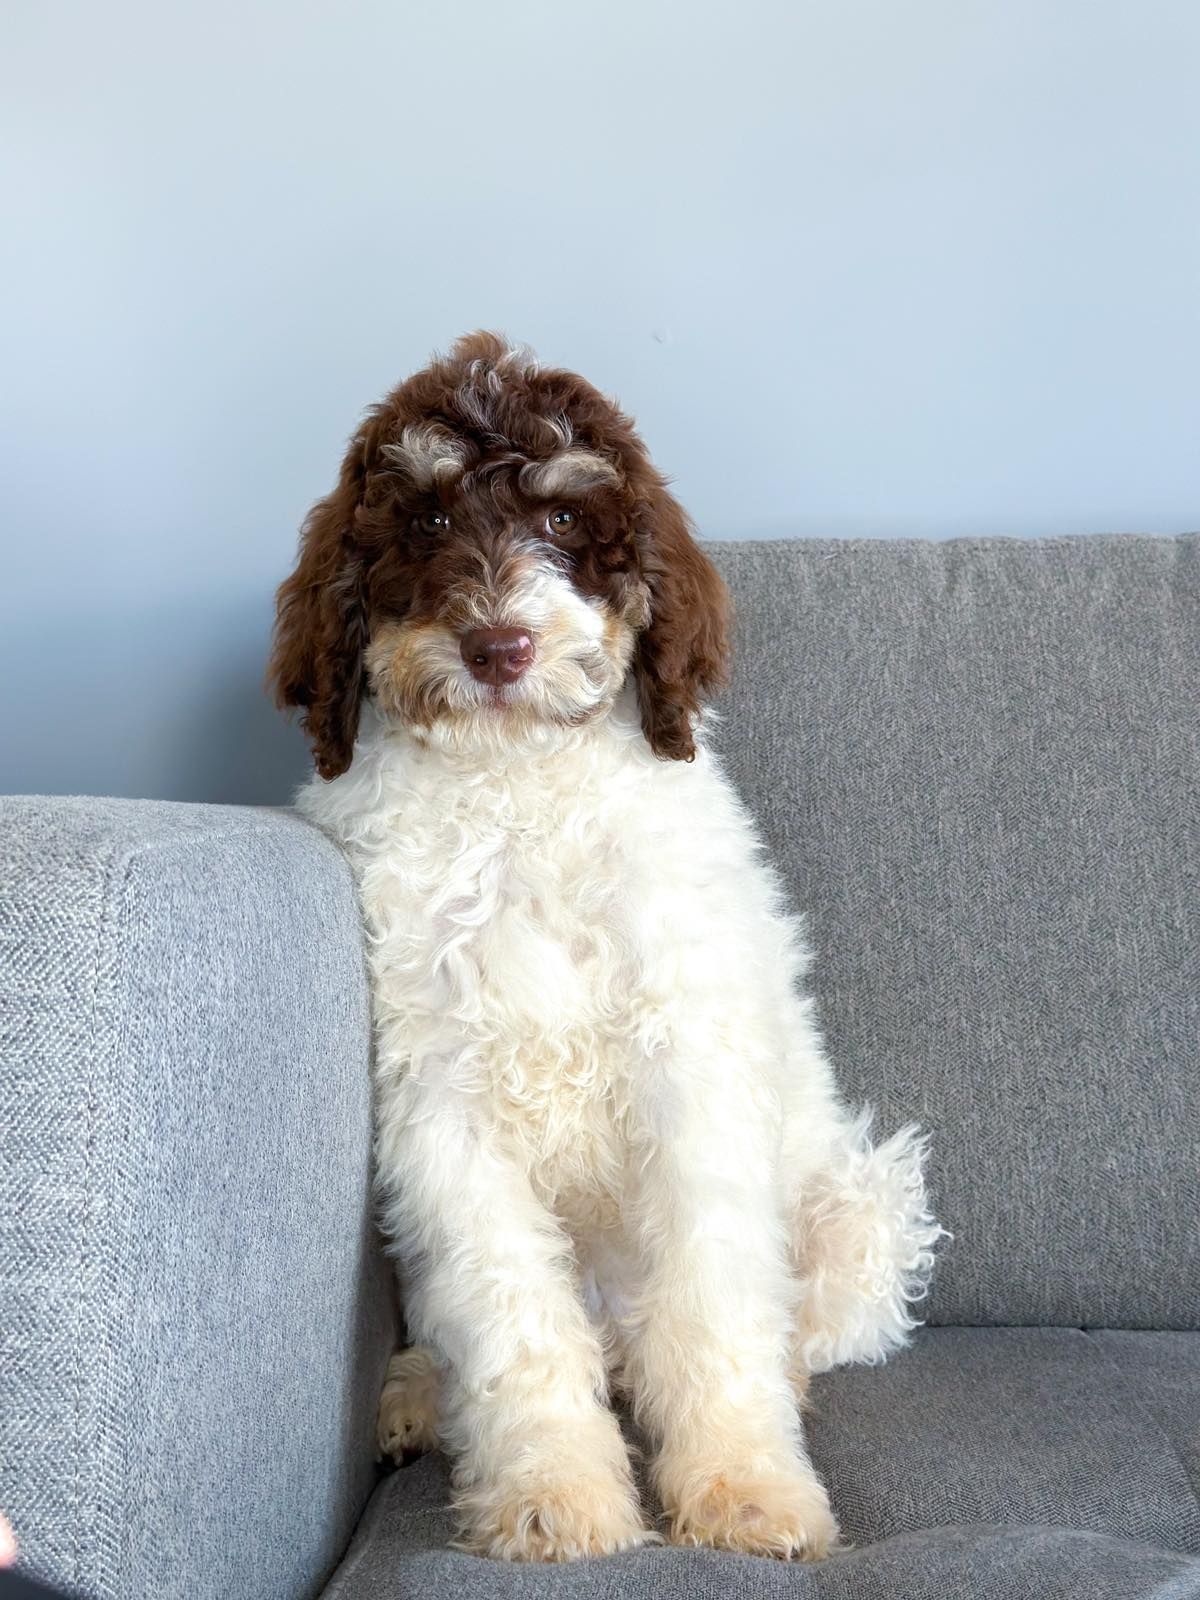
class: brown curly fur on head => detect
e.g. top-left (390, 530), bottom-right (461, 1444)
top-left (270, 332), bottom-right (730, 777)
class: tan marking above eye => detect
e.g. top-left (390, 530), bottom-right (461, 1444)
top-left (381, 425), bottom-right (468, 490)
top-left (520, 449), bottom-right (619, 498)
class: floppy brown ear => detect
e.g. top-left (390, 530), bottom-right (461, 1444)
top-left (269, 427), bottom-right (374, 780)
top-left (633, 483), bottom-right (731, 761)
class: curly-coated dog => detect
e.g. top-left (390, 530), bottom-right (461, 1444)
top-left (271, 332), bottom-right (941, 1563)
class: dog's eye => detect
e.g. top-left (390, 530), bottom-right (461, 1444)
top-left (417, 510), bottom-right (450, 535)
top-left (545, 509), bottom-right (577, 536)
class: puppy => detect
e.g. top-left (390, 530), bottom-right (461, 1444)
top-left (271, 333), bottom-right (941, 1563)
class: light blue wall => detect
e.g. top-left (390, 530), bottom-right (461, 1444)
top-left (4, 1), bottom-right (1198, 803)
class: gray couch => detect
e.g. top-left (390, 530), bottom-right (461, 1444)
top-left (3, 534), bottom-right (1198, 1600)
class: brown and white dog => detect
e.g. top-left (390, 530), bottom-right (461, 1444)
top-left (271, 333), bottom-right (940, 1563)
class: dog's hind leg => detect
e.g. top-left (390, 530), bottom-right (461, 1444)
top-left (377, 1345), bottom-right (441, 1463)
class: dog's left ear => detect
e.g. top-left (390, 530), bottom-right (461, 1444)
top-left (633, 480), bottom-right (731, 761)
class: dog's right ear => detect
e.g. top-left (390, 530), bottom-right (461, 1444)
top-left (269, 421), bottom-right (376, 780)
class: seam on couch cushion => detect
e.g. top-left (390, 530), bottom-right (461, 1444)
top-left (75, 839), bottom-right (155, 1600)
top-left (75, 834), bottom-right (220, 1598)
top-left (1084, 1331), bottom-right (1200, 1533)
top-left (69, 840), bottom-right (114, 1596)
top-left (72, 837), bottom-right (136, 1600)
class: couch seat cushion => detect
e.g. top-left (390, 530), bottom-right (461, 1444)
top-left (320, 1328), bottom-right (1200, 1598)
top-left (805, 1327), bottom-right (1200, 1550)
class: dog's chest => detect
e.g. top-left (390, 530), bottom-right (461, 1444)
top-left (358, 765), bottom-right (647, 1181)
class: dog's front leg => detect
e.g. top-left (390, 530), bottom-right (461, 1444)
top-left (379, 1100), bottom-right (648, 1562)
top-left (624, 1044), bottom-right (839, 1560)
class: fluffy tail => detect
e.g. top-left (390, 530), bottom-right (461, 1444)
top-left (790, 1112), bottom-right (947, 1375)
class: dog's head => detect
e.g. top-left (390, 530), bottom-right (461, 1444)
top-left (271, 332), bottom-right (729, 777)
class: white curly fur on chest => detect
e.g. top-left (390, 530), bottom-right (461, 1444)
top-left (369, 790), bottom-right (637, 1193)
top-left (300, 705), bottom-right (749, 1205)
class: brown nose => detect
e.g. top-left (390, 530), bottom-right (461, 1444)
top-left (460, 626), bottom-right (535, 686)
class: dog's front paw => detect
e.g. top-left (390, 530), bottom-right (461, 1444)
top-left (377, 1347), bottom-right (440, 1463)
top-left (458, 1466), bottom-right (650, 1562)
top-left (666, 1467), bottom-right (839, 1561)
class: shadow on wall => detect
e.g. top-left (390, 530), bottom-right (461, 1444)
top-left (171, 634), bottom-right (314, 806)
top-left (4, 592), bottom-right (314, 805)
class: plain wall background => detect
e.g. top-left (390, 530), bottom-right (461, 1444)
top-left (3, 0), bottom-right (1198, 803)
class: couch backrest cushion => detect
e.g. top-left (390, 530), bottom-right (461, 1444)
top-left (708, 535), bottom-right (1199, 1329)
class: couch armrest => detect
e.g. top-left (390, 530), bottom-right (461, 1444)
top-left (0, 797), bottom-right (394, 1600)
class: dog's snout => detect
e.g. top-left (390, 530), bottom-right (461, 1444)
top-left (460, 626), bottom-right (535, 686)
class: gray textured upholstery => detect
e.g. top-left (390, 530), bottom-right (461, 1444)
top-left (3, 534), bottom-right (1198, 1600)
top-left (803, 1328), bottom-right (1200, 1552)
top-left (328, 1464), bottom-right (1200, 1600)
top-left (326, 1327), bottom-right (1200, 1597)
top-left (708, 534), bottom-right (1199, 1330)
top-left (0, 797), bottom-right (395, 1600)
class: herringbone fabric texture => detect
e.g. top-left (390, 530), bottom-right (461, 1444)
top-left (0, 799), bottom-right (394, 1600)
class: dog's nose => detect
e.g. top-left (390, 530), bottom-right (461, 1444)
top-left (460, 626), bottom-right (535, 685)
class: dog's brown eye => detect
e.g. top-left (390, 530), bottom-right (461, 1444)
top-left (545, 509), bottom-right (577, 536)
top-left (418, 511), bottom-right (450, 535)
